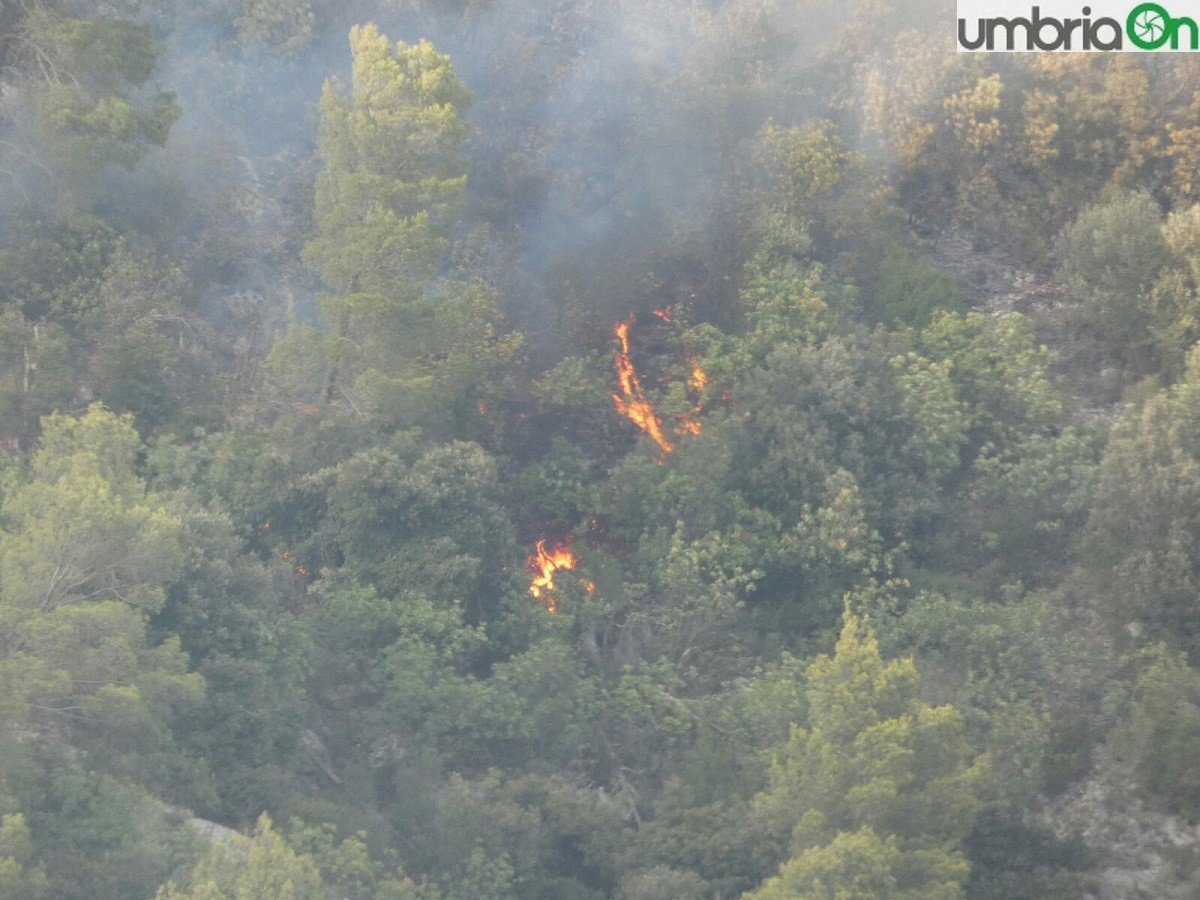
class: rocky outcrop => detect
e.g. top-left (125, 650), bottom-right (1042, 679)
top-left (1045, 756), bottom-right (1200, 899)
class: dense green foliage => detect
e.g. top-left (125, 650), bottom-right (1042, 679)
top-left (2, 1), bottom-right (1200, 897)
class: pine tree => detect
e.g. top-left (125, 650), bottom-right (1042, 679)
top-left (746, 605), bottom-right (988, 899)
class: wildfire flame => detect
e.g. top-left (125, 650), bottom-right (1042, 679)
top-left (528, 539), bottom-right (595, 612)
top-left (528, 539), bottom-right (576, 613)
top-left (612, 317), bottom-right (675, 454)
top-left (612, 316), bottom-right (710, 448)
top-left (676, 355), bottom-right (708, 436)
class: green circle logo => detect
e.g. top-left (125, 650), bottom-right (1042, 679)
top-left (1128, 2), bottom-right (1172, 48)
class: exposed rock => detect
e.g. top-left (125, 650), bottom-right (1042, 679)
top-left (369, 732), bottom-right (408, 768)
top-left (186, 814), bottom-right (240, 844)
top-left (1044, 754), bottom-right (1200, 899)
top-left (161, 802), bottom-right (239, 844)
top-left (300, 727), bottom-right (343, 784)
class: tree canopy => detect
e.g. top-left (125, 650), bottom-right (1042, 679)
top-left (1, 3), bottom-right (1198, 898)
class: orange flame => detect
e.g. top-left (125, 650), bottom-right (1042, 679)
top-left (528, 539), bottom-right (576, 613)
top-left (613, 317), bottom-right (674, 454)
top-left (675, 355), bottom-right (708, 437)
top-left (528, 540), bottom-right (595, 611)
top-left (652, 305), bottom-right (674, 322)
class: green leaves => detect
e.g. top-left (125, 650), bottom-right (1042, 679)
top-left (1058, 191), bottom-right (1169, 368)
top-left (157, 814), bottom-right (326, 900)
top-left (304, 26), bottom-right (469, 308)
top-left (1112, 647), bottom-right (1200, 816)
top-left (747, 606), bottom-right (987, 898)
top-left (303, 440), bottom-right (516, 606)
top-left (0, 406), bottom-right (200, 776)
top-left (0, 813), bottom-right (48, 900)
top-left (233, 0), bottom-right (316, 55)
top-left (279, 25), bottom-right (520, 431)
top-left (890, 353), bottom-right (968, 479)
top-left (1, 406), bottom-right (181, 614)
top-left (919, 310), bottom-right (1062, 455)
top-left (3, 2), bottom-right (178, 210)
top-left (747, 826), bottom-right (970, 900)
top-left (1081, 349), bottom-right (1200, 655)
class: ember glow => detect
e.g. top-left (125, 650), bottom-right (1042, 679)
top-left (528, 539), bottom-right (577, 613)
top-left (612, 317), bottom-right (675, 454)
top-left (677, 355), bottom-right (708, 436)
top-left (528, 539), bottom-right (595, 612)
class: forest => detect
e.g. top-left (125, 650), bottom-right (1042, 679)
top-left (4, 0), bottom-right (1200, 897)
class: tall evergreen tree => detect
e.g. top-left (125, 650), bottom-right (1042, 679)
top-left (278, 24), bottom-right (519, 429)
top-left (747, 605), bottom-right (988, 899)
